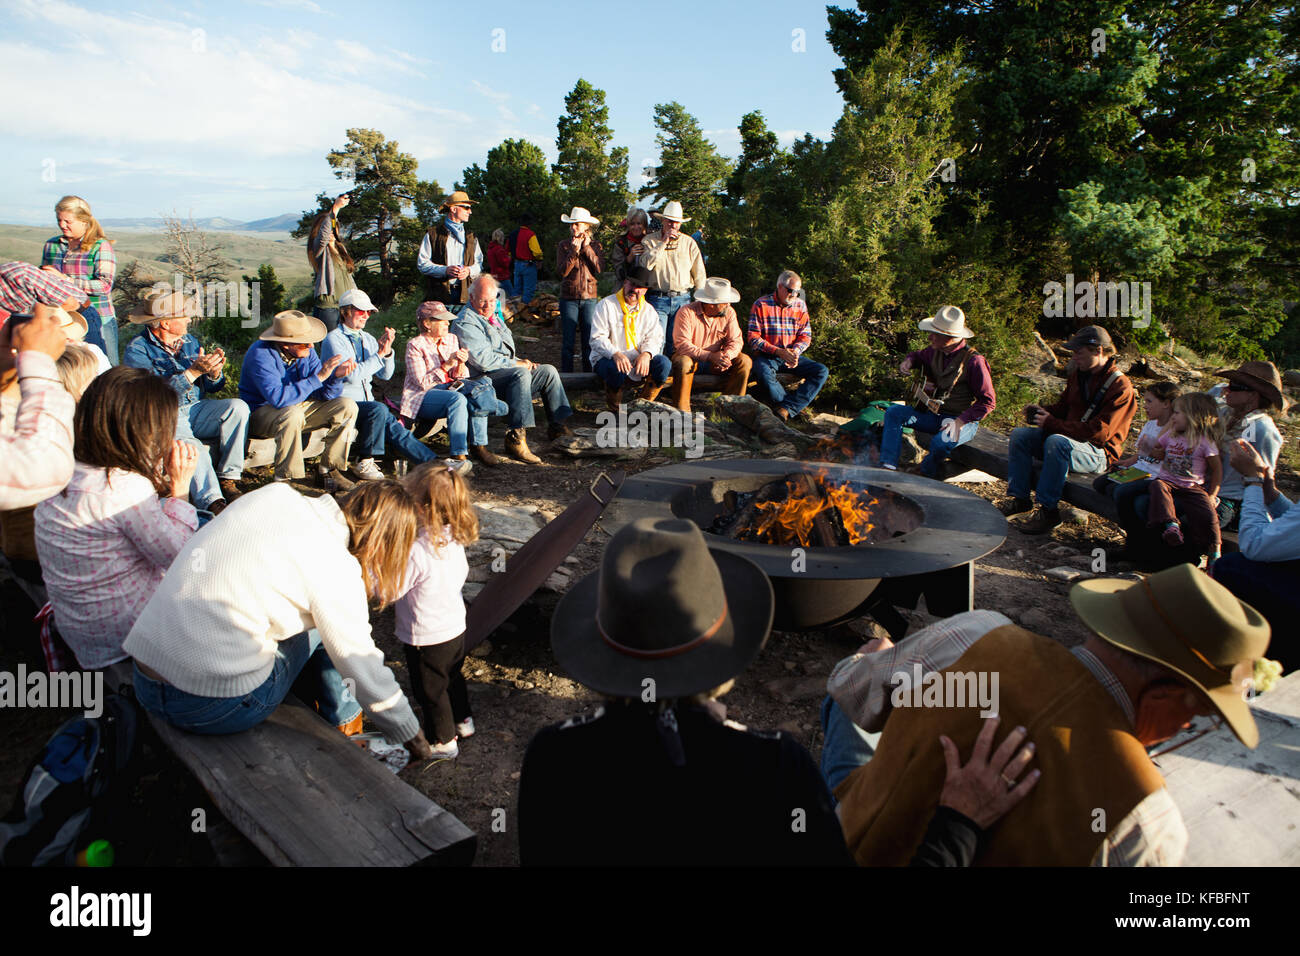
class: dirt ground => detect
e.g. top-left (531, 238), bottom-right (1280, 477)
top-left (1, 304), bottom-right (1294, 866)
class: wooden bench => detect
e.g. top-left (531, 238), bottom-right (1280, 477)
top-left (106, 661), bottom-right (476, 867)
top-left (559, 371), bottom-right (803, 394)
top-left (223, 418), bottom-right (447, 471)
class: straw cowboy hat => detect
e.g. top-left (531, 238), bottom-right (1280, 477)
top-left (127, 289), bottom-right (200, 325)
top-left (1215, 360), bottom-right (1286, 412)
top-left (918, 305), bottom-right (974, 339)
top-left (259, 309), bottom-right (327, 344)
top-left (655, 201), bottom-right (691, 223)
top-left (693, 277), bottom-right (741, 305)
top-left (49, 307), bottom-right (88, 341)
top-left (551, 518), bottom-right (773, 699)
top-left (1070, 563), bottom-right (1271, 748)
top-left (561, 206), bottom-right (600, 226)
top-left (440, 190), bottom-right (477, 210)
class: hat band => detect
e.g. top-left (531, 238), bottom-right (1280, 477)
top-left (1139, 578), bottom-right (1231, 679)
top-left (598, 600), bottom-right (728, 660)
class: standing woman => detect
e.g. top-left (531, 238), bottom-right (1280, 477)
top-left (612, 207), bottom-right (648, 282)
top-left (306, 194), bottom-right (357, 333)
top-left (42, 196), bottom-right (118, 364)
top-left (556, 207), bottom-right (602, 373)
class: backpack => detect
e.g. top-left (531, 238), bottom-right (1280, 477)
top-left (0, 693), bottom-right (139, 866)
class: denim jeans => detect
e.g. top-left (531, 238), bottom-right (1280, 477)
top-left (177, 399), bottom-right (249, 508)
top-left (1007, 427), bottom-right (1108, 508)
top-left (753, 355), bottom-right (829, 416)
top-left (818, 697), bottom-right (880, 802)
top-left (484, 365), bottom-right (573, 429)
top-left (99, 318), bottom-right (120, 366)
top-left (132, 629), bottom-right (361, 735)
top-left (312, 305), bottom-right (340, 334)
top-left (646, 293), bottom-right (691, 355)
top-left (558, 298), bottom-right (595, 372)
top-left (1104, 474), bottom-right (1153, 531)
top-left (594, 354), bottom-right (671, 390)
top-left (354, 400), bottom-right (439, 462)
top-left (879, 404), bottom-right (979, 477)
top-left (513, 261), bottom-right (538, 304)
top-left (415, 388), bottom-right (470, 456)
top-left (1212, 554), bottom-right (1300, 670)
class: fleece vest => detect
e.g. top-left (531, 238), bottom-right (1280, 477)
top-left (922, 345), bottom-right (979, 417)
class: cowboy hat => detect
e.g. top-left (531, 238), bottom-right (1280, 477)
top-left (623, 265), bottom-right (653, 288)
top-left (128, 289), bottom-right (200, 325)
top-left (918, 305), bottom-right (974, 339)
top-left (551, 517), bottom-right (773, 699)
top-left (655, 201), bottom-right (690, 223)
top-left (561, 206), bottom-right (600, 226)
top-left (1070, 564), bottom-right (1271, 748)
top-left (259, 310), bottom-right (327, 344)
top-left (440, 190), bottom-right (477, 209)
top-left (50, 307), bottom-right (88, 341)
top-left (1215, 360), bottom-right (1285, 412)
top-left (693, 277), bottom-right (741, 305)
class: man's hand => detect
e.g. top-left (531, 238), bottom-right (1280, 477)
top-left (166, 440), bottom-right (200, 499)
top-left (318, 354), bottom-right (345, 382)
top-left (634, 351), bottom-right (652, 379)
top-left (858, 634), bottom-right (895, 656)
top-left (1229, 438), bottom-right (1269, 481)
top-left (515, 358), bottom-right (536, 371)
top-left (405, 730), bottom-right (433, 761)
top-left (630, 242), bottom-right (645, 257)
top-left (899, 356), bottom-right (914, 374)
top-left (614, 351), bottom-right (633, 375)
top-left (940, 418), bottom-right (962, 443)
top-left (779, 347), bottom-right (798, 368)
top-left (10, 306), bottom-right (69, 362)
top-left (449, 264), bottom-right (469, 280)
top-left (1024, 404), bottom-right (1048, 427)
top-left (937, 716), bottom-right (1040, 829)
top-left (714, 353), bottom-right (732, 372)
top-left (331, 194), bottom-right (350, 214)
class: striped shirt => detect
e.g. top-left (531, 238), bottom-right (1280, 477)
top-left (747, 293), bottom-right (812, 357)
top-left (41, 237), bottom-right (116, 321)
top-left (0, 260), bottom-right (85, 315)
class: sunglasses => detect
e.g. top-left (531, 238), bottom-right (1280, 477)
top-left (1226, 383), bottom-right (1255, 393)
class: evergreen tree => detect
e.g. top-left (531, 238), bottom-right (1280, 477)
top-left (460, 139), bottom-right (565, 272)
top-left (241, 263), bottom-right (285, 320)
top-left (639, 102), bottom-right (732, 227)
top-left (553, 79), bottom-right (633, 231)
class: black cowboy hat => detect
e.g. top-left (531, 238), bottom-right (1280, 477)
top-left (551, 517), bottom-right (773, 699)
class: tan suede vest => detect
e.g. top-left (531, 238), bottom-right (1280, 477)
top-left (425, 223), bottom-right (479, 305)
top-left (835, 625), bottom-right (1165, 866)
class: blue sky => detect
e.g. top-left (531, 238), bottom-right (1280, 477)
top-left (0, 0), bottom-right (850, 226)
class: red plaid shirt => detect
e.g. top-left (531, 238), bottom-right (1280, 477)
top-left (0, 261), bottom-right (85, 316)
top-left (747, 293), bottom-right (812, 357)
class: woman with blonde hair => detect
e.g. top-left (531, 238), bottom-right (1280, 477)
top-left (41, 196), bottom-right (119, 363)
top-left (306, 193), bottom-right (358, 333)
top-left (123, 479), bottom-right (434, 758)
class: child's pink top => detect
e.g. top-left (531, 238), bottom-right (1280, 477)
top-left (1156, 432), bottom-right (1218, 489)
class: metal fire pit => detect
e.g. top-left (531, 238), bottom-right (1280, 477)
top-left (601, 459), bottom-right (1007, 633)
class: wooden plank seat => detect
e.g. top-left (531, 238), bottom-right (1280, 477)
top-left (105, 661), bottom-right (476, 867)
top-left (559, 371), bottom-right (804, 393)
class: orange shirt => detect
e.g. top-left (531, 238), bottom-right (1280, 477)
top-left (672, 302), bottom-right (742, 362)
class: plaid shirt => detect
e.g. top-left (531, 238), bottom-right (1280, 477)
top-left (0, 261), bottom-right (84, 315)
top-left (747, 293), bottom-right (812, 357)
top-left (41, 236), bottom-right (116, 321)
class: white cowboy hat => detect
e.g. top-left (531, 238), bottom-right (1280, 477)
top-left (693, 277), bottom-right (741, 305)
top-left (918, 305), bottom-right (974, 339)
top-left (50, 307), bottom-right (88, 341)
top-left (655, 200), bottom-right (690, 223)
top-left (561, 206), bottom-right (600, 226)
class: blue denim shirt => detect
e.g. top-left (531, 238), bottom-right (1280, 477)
top-left (122, 329), bottom-right (224, 411)
top-left (320, 326), bottom-right (395, 403)
top-left (451, 305), bottom-right (518, 374)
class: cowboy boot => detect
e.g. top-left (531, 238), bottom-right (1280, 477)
top-left (470, 445), bottom-right (500, 467)
top-left (638, 378), bottom-right (664, 403)
top-left (668, 356), bottom-right (694, 412)
top-left (504, 427), bottom-right (542, 464)
top-left (605, 384), bottom-right (623, 412)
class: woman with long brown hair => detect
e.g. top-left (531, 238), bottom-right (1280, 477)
top-left (123, 479), bottom-right (434, 758)
top-left (306, 193), bottom-right (358, 333)
top-left (34, 366), bottom-right (201, 670)
top-left (41, 195), bottom-right (119, 363)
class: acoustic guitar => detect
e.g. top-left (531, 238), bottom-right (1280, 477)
top-left (909, 369), bottom-right (942, 413)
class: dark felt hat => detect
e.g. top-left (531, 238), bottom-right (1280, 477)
top-left (623, 265), bottom-right (653, 288)
top-left (1065, 325), bottom-right (1114, 350)
top-left (1215, 361), bottom-right (1285, 411)
top-left (551, 517), bottom-right (773, 699)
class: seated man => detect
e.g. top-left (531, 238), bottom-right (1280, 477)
top-left (1212, 440), bottom-right (1300, 671)
top-left (668, 277), bottom-right (752, 413)
top-left (451, 275), bottom-right (573, 465)
top-left (747, 270), bottom-right (829, 421)
top-left (881, 305), bottom-right (995, 477)
top-left (588, 265), bottom-right (669, 410)
top-left (824, 563), bottom-right (1269, 865)
top-left (124, 290), bottom-right (249, 513)
top-left (1000, 325), bottom-right (1136, 534)
top-left (321, 288), bottom-right (443, 478)
top-left (239, 310), bottom-right (359, 491)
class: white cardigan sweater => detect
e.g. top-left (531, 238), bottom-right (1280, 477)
top-left (123, 484), bottom-right (420, 744)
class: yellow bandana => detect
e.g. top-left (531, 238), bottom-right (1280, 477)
top-left (617, 289), bottom-right (638, 353)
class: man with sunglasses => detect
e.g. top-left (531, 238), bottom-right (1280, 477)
top-left (999, 325), bottom-right (1137, 534)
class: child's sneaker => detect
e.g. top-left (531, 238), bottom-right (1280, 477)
top-left (1162, 522), bottom-right (1184, 547)
top-left (427, 738), bottom-right (459, 761)
top-left (456, 717), bottom-right (475, 739)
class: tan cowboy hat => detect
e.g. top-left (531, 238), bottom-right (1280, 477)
top-left (693, 277), bottom-right (741, 305)
top-left (128, 289), bottom-right (200, 325)
top-left (655, 200), bottom-right (690, 223)
top-left (1070, 564), bottom-right (1271, 748)
top-left (561, 206), bottom-right (600, 226)
top-left (1215, 360), bottom-right (1286, 412)
top-left (259, 310), bottom-right (327, 344)
top-left (440, 190), bottom-right (477, 210)
top-left (50, 307), bottom-right (88, 341)
top-left (918, 305), bottom-right (974, 339)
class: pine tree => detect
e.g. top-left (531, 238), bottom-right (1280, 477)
top-left (639, 102), bottom-right (732, 227)
top-left (460, 139), bottom-right (564, 269)
top-left (553, 79), bottom-right (633, 230)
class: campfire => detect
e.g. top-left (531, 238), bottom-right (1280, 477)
top-left (710, 471), bottom-right (886, 547)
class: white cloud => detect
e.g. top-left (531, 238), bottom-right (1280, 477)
top-left (250, 0), bottom-right (324, 14)
top-left (471, 79), bottom-right (510, 102)
top-left (334, 38), bottom-right (426, 77)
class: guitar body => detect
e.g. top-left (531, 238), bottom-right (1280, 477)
top-left (909, 370), bottom-right (942, 413)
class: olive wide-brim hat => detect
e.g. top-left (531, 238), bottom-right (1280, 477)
top-left (551, 517), bottom-right (774, 700)
top-left (259, 309), bottom-right (327, 344)
top-left (1070, 564), bottom-right (1271, 748)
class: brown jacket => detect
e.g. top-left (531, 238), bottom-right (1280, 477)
top-left (556, 237), bottom-right (603, 300)
top-left (1041, 357), bottom-right (1137, 464)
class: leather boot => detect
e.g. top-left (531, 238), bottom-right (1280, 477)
top-left (605, 385), bottom-right (623, 412)
top-left (638, 379), bottom-right (664, 403)
top-left (470, 444), bottom-right (500, 467)
top-left (504, 427), bottom-right (542, 464)
top-left (668, 357), bottom-right (694, 412)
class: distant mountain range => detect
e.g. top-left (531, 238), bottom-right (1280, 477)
top-left (100, 213), bottom-right (301, 233)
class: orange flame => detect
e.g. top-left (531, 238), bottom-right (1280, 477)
top-left (747, 471), bottom-right (876, 546)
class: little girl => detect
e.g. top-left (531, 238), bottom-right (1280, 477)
top-left (1095, 381), bottom-right (1179, 540)
top-left (396, 462), bottom-right (480, 760)
top-left (1147, 392), bottom-right (1224, 560)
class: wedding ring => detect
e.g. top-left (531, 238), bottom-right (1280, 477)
top-left (1000, 773), bottom-right (1017, 789)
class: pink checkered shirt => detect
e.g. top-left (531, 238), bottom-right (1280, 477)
top-left (0, 261), bottom-right (85, 315)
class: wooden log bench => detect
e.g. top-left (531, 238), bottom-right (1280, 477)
top-left (222, 418), bottom-right (447, 471)
top-left (559, 370), bottom-right (804, 394)
top-left (105, 661), bottom-right (476, 867)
